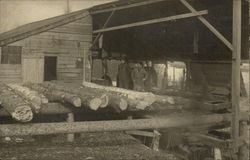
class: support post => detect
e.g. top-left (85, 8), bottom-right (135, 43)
top-left (232, 1), bottom-right (248, 160)
top-left (173, 65), bottom-right (175, 87)
top-left (213, 148), bottom-right (222, 160)
top-left (66, 113), bottom-right (74, 142)
top-left (162, 61), bottom-right (168, 89)
top-left (232, 0), bottom-right (241, 141)
top-left (238, 121), bottom-right (249, 160)
top-left (185, 62), bottom-right (191, 91)
top-left (193, 30), bottom-right (199, 54)
top-left (151, 130), bottom-right (161, 151)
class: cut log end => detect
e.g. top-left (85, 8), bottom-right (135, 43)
top-left (135, 101), bottom-right (150, 110)
top-left (41, 97), bottom-right (49, 104)
top-left (99, 94), bottom-right (109, 108)
top-left (32, 104), bottom-right (41, 113)
top-left (12, 105), bottom-right (33, 122)
top-left (89, 98), bottom-right (102, 111)
top-left (120, 98), bottom-right (128, 111)
top-left (71, 97), bottom-right (82, 108)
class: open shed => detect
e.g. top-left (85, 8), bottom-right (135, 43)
top-left (0, 0), bottom-right (249, 159)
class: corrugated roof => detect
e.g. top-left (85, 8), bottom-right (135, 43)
top-left (0, 9), bottom-right (89, 46)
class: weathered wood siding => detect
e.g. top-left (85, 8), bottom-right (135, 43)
top-left (0, 64), bottom-right (22, 83)
top-left (8, 13), bottom-right (92, 83)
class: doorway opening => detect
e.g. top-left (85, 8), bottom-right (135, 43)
top-left (44, 56), bottom-right (57, 81)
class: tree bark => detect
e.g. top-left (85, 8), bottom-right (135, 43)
top-left (0, 83), bottom-right (33, 122)
top-left (40, 82), bottom-right (106, 110)
top-left (82, 82), bottom-right (161, 110)
top-left (6, 83), bottom-right (47, 113)
top-left (108, 96), bottom-right (128, 112)
top-left (40, 82), bottom-right (114, 111)
top-left (24, 83), bottom-right (81, 108)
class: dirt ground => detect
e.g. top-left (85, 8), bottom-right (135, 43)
top-left (0, 132), bottom-right (179, 160)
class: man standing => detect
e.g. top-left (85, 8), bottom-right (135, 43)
top-left (144, 61), bottom-right (157, 91)
top-left (117, 57), bottom-right (133, 89)
top-left (132, 62), bottom-right (148, 91)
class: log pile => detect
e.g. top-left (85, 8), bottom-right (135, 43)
top-left (24, 83), bottom-right (82, 108)
top-left (0, 81), bottom-right (231, 122)
top-left (82, 82), bottom-right (175, 111)
top-left (7, 83), bottom-right (48, 113)
top-left (36, 82), bottom-right (109, 111)
top-left (0, 83), bottom-right (33, 122)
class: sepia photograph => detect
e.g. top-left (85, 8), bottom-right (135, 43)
top-left (0, 0), bottom-right (249, 159)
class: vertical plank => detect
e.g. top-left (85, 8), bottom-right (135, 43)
top-left (151, 130), bottom-right (161, 151)
top-left (232, 0), bottom-right (241, 139)
top-left (213, 148), bottom-right (222, 160)
top-left (22, 58), bottom-right (44, 83)
top-left (66, 113), bottom-right (74, 142)
top-left (0, 47), bottom-right (1, 63)
top-left (232, 0), bottom-right (244, 159)
top-left (162, 61), bottom-right (168, 89)
top-left (193, 30), bottom-right (199, 54)
top-left (239, 121), bottom-right (249, 160)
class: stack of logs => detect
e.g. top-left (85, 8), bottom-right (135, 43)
top-left (0, 81), bottom-right (230, 123)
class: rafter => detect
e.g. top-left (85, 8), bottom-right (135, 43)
top-left (90, 0), bottom-right (169, 15)
top-left (179, 0), bottom-right (233, 51)
top-left (93, 10), bottom-right (208, 34)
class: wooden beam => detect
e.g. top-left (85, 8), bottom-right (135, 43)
top-left (179, 0), bottom-right (233, 51)
top-left (232, 0), bottom-right (242, 143)
top-left (91, 0), bottom-right (169, 15)
top-left (125, 130), bottom-right (154, 137)
top-left (0, 113), bottom-right (232, 137)
top-left (93, 10), bottom-right (208, 33)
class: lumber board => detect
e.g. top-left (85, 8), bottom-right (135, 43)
top-left (0, 113), bottom-right (232, 137)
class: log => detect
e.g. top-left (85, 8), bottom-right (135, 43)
top-left (82, 82), bottom-right (175, 110)
top-left (108, 96), bottom-right (128, 112)
top-left (0, 103), bottom-right (73, 116)
top-left (6, 83), bottom-right (46, 113)
top-left (0, 113), bottom-right (232, 137)
top-left (39, 82), bottom-right (107, 110)
top-left (24, 83), bottom-right (81, 108)
top-left (0, 83), bottom-right (33, 122)
top-left (40, 82), bottom-right (112, 110)
top-left (83, 82), bottom-right (229, 112)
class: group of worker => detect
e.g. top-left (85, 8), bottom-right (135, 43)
top-left (117, 57), bottom-right (157, 92)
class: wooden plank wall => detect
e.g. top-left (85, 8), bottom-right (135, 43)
top-left (8, 13), bottom-right (92, 83)
top-left (0, 64), bottom-right (22, 83)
